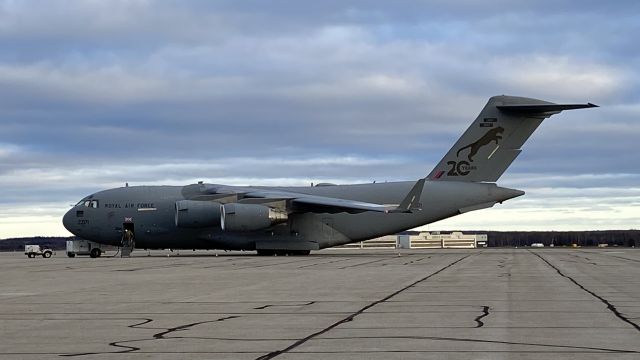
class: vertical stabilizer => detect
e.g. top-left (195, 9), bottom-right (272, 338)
top-left (427, 95), bottom-right (597, 182)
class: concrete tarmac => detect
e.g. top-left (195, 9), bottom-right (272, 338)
top-left (1, 248), bottom-right (639, 359)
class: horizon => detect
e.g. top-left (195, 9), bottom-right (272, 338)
top-left (3, 228), bottom-right (639, 242)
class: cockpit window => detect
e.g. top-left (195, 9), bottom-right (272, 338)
top-left (78, 200), bottom-right (99, 208)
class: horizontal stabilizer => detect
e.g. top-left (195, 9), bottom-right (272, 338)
top-left (497, 103), bottom-right (598, 113)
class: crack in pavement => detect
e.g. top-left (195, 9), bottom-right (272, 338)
top-left (59, 315), bottom-right (239, 357)
top-left (254, 301), bottom-right (315, 310)
top-left (152, 316), bottom-right (239, 339)
top-left (402, 257), bottom-right (426, 265)
top-left (254, 254), bottom-right (473, 360)
top-left (530, 250), bottom-right (640, 332)
top-left (474, 306), bottom-right (490, 328)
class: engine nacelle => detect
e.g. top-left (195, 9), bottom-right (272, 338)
top-left (175, 200), bottom-right (221, 228)
top-left (221, 203), bottom-right (288, 232)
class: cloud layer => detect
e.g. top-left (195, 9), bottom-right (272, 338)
top-left (1, 1), bottom-right (638, 237)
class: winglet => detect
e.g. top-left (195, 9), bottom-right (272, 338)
top-left (388, 178), bottom-right (425, 213)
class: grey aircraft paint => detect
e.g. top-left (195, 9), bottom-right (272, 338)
top-left (62, 95), bottom-right (597, 255)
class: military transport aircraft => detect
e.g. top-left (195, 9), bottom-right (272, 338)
top-left (63, 95), bottom-right (597, 256)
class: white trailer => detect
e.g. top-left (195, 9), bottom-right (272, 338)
top-left (66, 240), bottom-right (105, 258)
top-left (25, 245), bottom-right (53, 258)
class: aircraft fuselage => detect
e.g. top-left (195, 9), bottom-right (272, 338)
top-left (62, 180), bottom-right (522, 251)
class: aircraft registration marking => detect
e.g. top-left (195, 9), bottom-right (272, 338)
top-left (105, 203), bottom-right (155, 209)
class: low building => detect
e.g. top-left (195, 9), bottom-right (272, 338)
top-left (338, 235), bottom-right (398, 249)
top-left (409, 231), bottom-right (487, 249)
top-left (336, 232), bottom-right (487, 249)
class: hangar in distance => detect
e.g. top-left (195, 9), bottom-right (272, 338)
top-left (62, 95), bottom-right (597, 255)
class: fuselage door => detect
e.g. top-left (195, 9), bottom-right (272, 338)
top-left (121, 222), bottom-right (135, 257)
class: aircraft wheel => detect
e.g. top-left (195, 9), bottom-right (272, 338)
top-left (42, 251), bottom-right (52, 258)
top-left (89, 248), bottom-right (101, 258)
top-left (67, 252), bottom-right (76, 258)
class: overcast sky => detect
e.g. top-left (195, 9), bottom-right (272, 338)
top-left (1, 0), bottom-right (638, 238)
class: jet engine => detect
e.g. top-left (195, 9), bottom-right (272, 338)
top-left (174, 200), bottom-right (221, 228)
top-left (220, 203), bottom-right (288, 232)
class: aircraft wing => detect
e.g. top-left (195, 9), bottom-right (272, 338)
top-left (210, 178), bottom-right (425, 214)
top-left (289, 195), bottom-right (391, 213)
top-left (243, 190), bottom-right (391, 213)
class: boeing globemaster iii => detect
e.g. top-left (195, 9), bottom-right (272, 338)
top-left (62, 95), bottom-right (597, 256)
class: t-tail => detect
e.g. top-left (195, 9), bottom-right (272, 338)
top-left (427, 95), bottom-right (597, 182)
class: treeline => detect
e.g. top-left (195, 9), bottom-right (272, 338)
top-left (0, 237), bottom-right (71, 251)
top-left (461, 230), bottom-right (639, 247)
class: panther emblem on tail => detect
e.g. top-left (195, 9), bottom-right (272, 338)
top-left (456, 127), bottom-right (504, 162)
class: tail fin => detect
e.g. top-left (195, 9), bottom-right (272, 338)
top-left (427, 95), bottom-right (597, 182)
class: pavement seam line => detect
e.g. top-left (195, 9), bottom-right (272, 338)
top-left (577, 250), bottom-right (640, 264)
top-left (255, 253), bottom-right (473, 360)
top-left (529, 250), bottom-right (640, 332)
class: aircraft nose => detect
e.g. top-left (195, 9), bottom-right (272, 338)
top-left (62, 208), bottom-right (74, 234)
